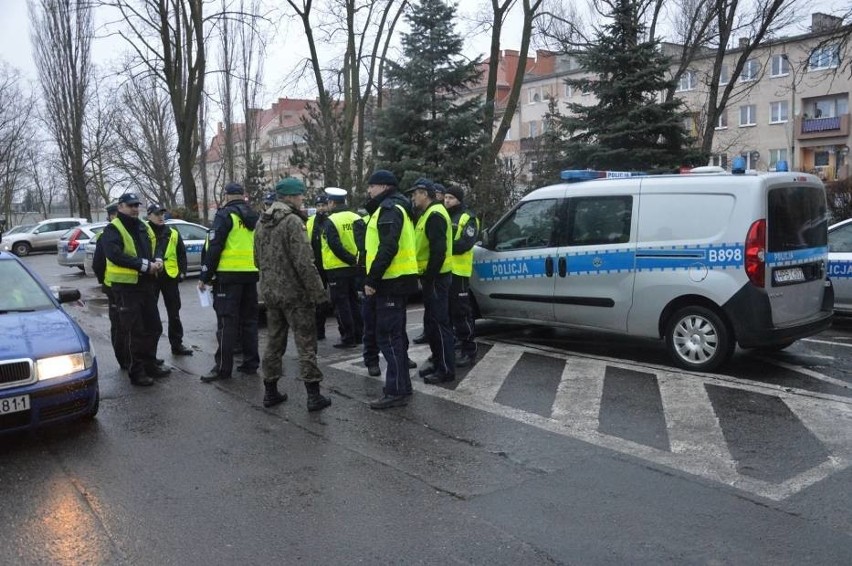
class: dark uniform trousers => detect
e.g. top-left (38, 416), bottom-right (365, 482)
top-left (104, 286), bottom-right (130, 368)
top-left (375, 294), bottom-right (412, 396)
top-left (213, 281), bottom-right (260, 377)
top-left (423, 273), bottom-right (455, 376)
top-left (449, 274), bottom-right (476, 356)
top-left (327, 274), bottom-right (363, 344)
top-left (113, 281), bottom-right (162, 377)
top-left (154, 276), bottom-right (184, 350)
top-left (262, 304), bottom-right (322, 383)
top-left (362, 293), bottom-right (379, 367)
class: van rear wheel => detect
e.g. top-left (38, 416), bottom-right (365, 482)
top-left (665, 306), bottom-right (733, 372)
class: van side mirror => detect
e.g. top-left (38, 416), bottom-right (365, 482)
top-left (479, 229), bottom-right (491, 249)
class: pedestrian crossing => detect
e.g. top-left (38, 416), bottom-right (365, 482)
top-left (330, 341), bottom-right (852, 501)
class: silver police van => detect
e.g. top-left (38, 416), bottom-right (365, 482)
top-left (470, 167), bottom-right (833, 372)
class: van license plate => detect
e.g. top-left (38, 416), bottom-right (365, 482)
top-left (774, 267), bottom-right (805, 284)
top-left (0, 395), bottom-right (30, 415)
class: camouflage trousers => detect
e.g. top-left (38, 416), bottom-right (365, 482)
top-left (262, 303), bottom-right (323, 384)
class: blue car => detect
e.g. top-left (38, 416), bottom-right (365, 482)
top-left (0, 252), bottom-right (98, 434)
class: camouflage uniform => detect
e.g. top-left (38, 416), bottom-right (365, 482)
top-left (254, 200), bottom-right (327, 383)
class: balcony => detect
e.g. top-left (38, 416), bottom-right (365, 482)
top-left (796, 114), bottom-right (849, 140)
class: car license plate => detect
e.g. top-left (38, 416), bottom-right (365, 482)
top-left (0, 394), bottom-right (30, 415)
top-left (774, 267), bottom-right (805, 284)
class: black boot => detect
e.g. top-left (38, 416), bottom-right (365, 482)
top-left (263, 380), bottom-right (288, 408)
top-left (305, 381), bottom-right (331, 412)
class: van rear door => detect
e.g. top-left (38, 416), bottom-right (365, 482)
top-left (765, 182), bottom-right (828, 325)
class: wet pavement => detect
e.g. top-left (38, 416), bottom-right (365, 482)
top-left (3, 253), bottom-right (852, 564)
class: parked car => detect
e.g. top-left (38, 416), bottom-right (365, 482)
top-left (84, 219), bottom-right (209, 276)
top-left (0, 251), bottom-right (99, 435)
top-left (829, 218), bottom-right (852, 314)
top-left (57, 222), bottom-right (109, 273)
top-left (0, 217), bottom-right (88, 257)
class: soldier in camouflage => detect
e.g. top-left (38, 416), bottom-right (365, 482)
top-left (254, 177), bottom-right (332, 411)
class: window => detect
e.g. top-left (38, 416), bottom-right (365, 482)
top-left (528, 88), bottom-right (541, 104)
top-left (173, 223), bottom-right (209, 242)
top-left (677, 70), bottom-right (697, 92)
top-left (710, 153), bottom-right (728, 168)
top-left (769, 148), bottom-right (788, 170)
top-left (770, 55), bottom-right (790, 77)
top-left (683, 115), bottom-right (697, 136)
top-left (741, 151), bottom-right (759, 170)
top-left (566, 196), bottom-right (633, 246)
top-left (505, 128), bottom-right (512, 141)
top-left (492, 199), bottom-right (559, 251)
top-left (716, 110), bottom-right (728, 129)
top-left (740, 58), bottom-right (760, 82)
top-left (808, 45), bottom-right (840, 71)
top-left (719, 65), bottom-right (730, 85)
top-left (770, 101), bottom-right (789, 123)
top-left (565, 84), bottom-right (574, 98)
top-left (829, 223), bottom-right (852, 253)
top-left (739, 104), bottom-right (757, 126)
top-left (814, 151), bottom-right (830, 167)
top-left (528, 121), bottom-right (538, 138)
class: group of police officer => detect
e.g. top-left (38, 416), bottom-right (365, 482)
top-left (96, 168), bottom-right (479, 411)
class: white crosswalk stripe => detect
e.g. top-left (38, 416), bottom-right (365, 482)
top-left (330, 341), bottom-right (852, 500)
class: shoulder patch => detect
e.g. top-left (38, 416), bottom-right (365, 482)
top-left (464, 224), bottom-right (476, 237)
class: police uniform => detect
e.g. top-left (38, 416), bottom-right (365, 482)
top-left (100, 193), bottom-right (169, 386)
top-left (306, 195), bottom-right (330, 339)
top-left (363, 170), bottom-right (419, 409)
top-left (92, 202), bottom-right (130, 370)
top-left (407, 179), bottom-right (456, 384)
top-left (444, 185), bottom-right (479, 366)
top-left (199, 182), bottom-right (260, 382)
top-left (321, 188), bottom-right (366, 348)
top-left (147, 204), bottom-right (192, 356)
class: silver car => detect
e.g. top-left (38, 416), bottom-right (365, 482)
top-left (829, 218), bottom-right (852, 314)
top-left (57, 222), bottom-right (109, 272)
top-left (0, 218), bottom-right (88, 256)
top-left (84, 219), bottom-right (210, 276)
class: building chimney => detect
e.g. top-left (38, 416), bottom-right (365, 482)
top-left (217, 122), bottom-right (224, 134)
top-left (738, 37), bottom-right (749, 49)
top-left (811, 12), bottom-right (843, 33)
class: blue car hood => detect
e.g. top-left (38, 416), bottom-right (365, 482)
top-left (0, 308), bottom-right (86, 361)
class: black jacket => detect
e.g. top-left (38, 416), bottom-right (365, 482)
top-left (364, 188), bottom-right (418, 296)
top-left (150, 222), bottom-right (188, 280)
top-left (201, 200), bottom-right (259, 284)
top-left (100, 212), bottom-right (158, 287)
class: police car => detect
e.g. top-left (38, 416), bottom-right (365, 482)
top-left (828, 217), bottom-right (852, 314)
top-left (470, 163), bottom-right (833, 372)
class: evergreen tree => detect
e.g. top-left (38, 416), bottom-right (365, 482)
top-left (561, 0), bottom-right (692, 171)
top-left (243, 152), bottom-right (269, 207)
top-left (528, 97), bottom-right (571, 190)
top-left (289, 97), bottom-right (345, 189)
top-left (373, 0), bottom-right (487, 189)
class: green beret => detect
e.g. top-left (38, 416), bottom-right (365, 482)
top-left (275, 177), bottom-right (306, 196)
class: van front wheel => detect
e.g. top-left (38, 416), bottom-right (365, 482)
top-left (665, 306), bottom-right (733, 372)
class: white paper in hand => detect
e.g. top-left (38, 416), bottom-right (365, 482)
top-left (197, 285), bottom-right (213, 308)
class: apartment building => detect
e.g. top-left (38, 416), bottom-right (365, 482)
top-left (501, 12), bottom-right (850, 184)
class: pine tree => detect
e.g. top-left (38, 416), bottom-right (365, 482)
top-left (373, 0), bottom-right (487, 189)
top-left (243, 152), bottom-right (269, 208)
top-left (528, 97), bottom-right (571, 190)
top-left (561, 0), bottom-right (692, 171)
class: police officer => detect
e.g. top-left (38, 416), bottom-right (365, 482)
top-left (407, 178), bottom-right (455, 384)
top-left (443, 185), bottom-right (479, 367)
top-left (101, 193), bottom-right (170, 386)
top-left (199, 182), bottom-right (260, 382)
top-left (92, 201), bottom-right (130, 370)
top-left (146, 204), bottom-right (193, 356)
top-left (411, 183), bottom-right (447, 345)
top-left (321, 187), bottom-right (365, 348)
top-left (254, 178), bottom-right (332, 411)
top-left (363, 169), bottom-right (419, 409)
top-left (306, 194), bottom-right (330, 339)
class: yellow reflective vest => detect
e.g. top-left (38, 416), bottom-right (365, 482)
top-left (321, 210), bottom-right (360, 271)
top-left (365, 205), bottom-right (417, 279)
top-left (414, 204), bottom-right (452, 275)
top-left (451, 212), bottom-right (478, 277)
top-left (104, 219), bottom-right (156, 285)
top-left (218, 213), bottom-right (258, 272)
top-left (163, 227), bottom-right (179, 278)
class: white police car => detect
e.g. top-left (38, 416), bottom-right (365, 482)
top-left (471, 163), bottom-right (833, 371)
top-left (828, 217), bottom-right (852, 314)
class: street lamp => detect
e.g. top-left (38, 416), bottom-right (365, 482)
top-left (781, 54), bottom-right (797, 170)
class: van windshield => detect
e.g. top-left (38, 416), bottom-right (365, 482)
top-left (767, 185), bottom-right (827, 252)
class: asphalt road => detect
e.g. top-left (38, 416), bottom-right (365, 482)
top-left (3, 253), bottom-right (852, 564)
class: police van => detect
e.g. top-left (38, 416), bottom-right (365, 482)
top-left (470, 165), bottom-right (833, 371)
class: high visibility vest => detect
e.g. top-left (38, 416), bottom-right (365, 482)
top-left (218, 213), bottom-right (258, 272)
top-left (365, 205), bottom-right (417, 279)
top-left (163, 227), bottom-right (179, 278)
top-left (451, 212), bottom-right (478, 277)
top-left (321, 210), bottom-right (360, 271)
top-left (104, 219), bottom-right (156, 285)
top-left (414, 204), bottom-right (452, 275)
top-left (306, 214), bottom-right (320, 240)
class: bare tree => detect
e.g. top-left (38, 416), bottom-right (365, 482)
top-left (197, 91), bottom-right (213, 223)
top-left (236, 0), bottom-right (265, 168)
top-left (84, 82), bottom-right (120, 207)
top-left (218, 0), bottom-right (238, 182)
top-left (29, 0), bottom-right (94, 219)
top-left (0, 64), bottom-right (35, 226)
top-left (109, 0), bottom-right (209, 220)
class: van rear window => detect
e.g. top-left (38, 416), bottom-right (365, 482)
top-left (767, 185), bottom-right (827, 252)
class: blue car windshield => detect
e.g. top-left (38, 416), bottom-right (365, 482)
top-left (0, 261), bottom-right (55, 312)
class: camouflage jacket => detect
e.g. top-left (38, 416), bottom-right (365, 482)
top-left (254, 201), bottom-right (326, 307)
